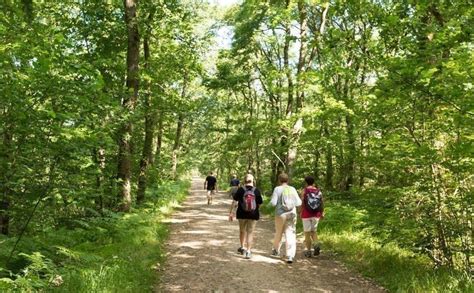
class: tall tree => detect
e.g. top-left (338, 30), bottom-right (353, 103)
top-left (171, 72), bottom-right (188, 180)
top-left (118, 0), bottom-right (140, 211)
top-left (137, 9), bottom-right (155, 204)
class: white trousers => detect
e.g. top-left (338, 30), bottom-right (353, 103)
top-left (273, 212), bottom-right (297, 258)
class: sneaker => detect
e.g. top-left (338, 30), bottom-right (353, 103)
top-left (237, 247), bottom-right (246, 255)
top-left (244, 250), bottom-right (252, 259)
top-left (313, 245), bottom-right (321, 256)
top-left (271, 248), bottom-right (279, 257)
top-left (286, 256), bottom-right (294, 264)
top-left (304, 250), bottom-right (312, 258)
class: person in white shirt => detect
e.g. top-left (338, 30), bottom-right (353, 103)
top-left (270, 173), bottom-right (302, 263)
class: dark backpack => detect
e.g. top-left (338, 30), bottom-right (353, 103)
top-left (241, 187), bottom-right (257, 212)
top-left (305, 188), bottom-right (323, 212)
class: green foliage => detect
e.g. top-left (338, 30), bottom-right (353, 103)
top-left (0, 180), bottom-right (189, 292)
top-left (0, 252), bottom-right (59, 291)
top-left (322, 231), bottom-right (473, 293)
top-left (206, 0), bottom-right (473, 277)
top-left (0, 0), bottom-right (472, 292)
top-left (319, 192), bottom-right (473, 292)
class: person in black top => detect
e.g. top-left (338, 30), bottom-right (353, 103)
top-left (228, 174), bottom-right (240, 198)
top-left (228, 174), bottom-right (263, 259)
top-left (204, 172), bottom-right (217, 205)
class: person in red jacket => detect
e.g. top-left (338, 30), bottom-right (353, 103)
top-left (299, 176), bottom-right (324, 257)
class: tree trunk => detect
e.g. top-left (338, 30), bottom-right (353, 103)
top-left (282, 17), bottom-right (296, 178)
top-left (155, 109), bottom-right (163, 164)
top-left (0, 121), bottom-right (13, 235)
top-left (283, 25), bottom-right (294, 115)
top-left (171, 72), bottom-right (188, 180)
top-left (431, 163), bottom-right (453, 267)
top-left (324, 123), bottom-right (334, 190)
top-left (137, 107), bottom-right (155, 202)
top-left (344, 114), bottom-right (355, 191)
top-left (117, 0), bottom-right (139, 212)
top-left (296, 0), bottom-right (307, 110)
top-left (359, 129), bottom-right (366, 187)
top-left (337, 136), bottom-right (345, 190)
top-left (94, 147), bottom-right (105, 212)
top-left (276, 140), bottom-right (286, 183)
top-left (313, 149), bottom-right (320, 182)
top-left (137, 24), bottom-right (155, 204)
top-left (271, 159), bottom-right (279, 189)
top-left (285, 118), bottom-right (303, 179)
top-left (285, 0), bottom-right (310, 179)
top-left (255, 143), bottom-right (261, 187)
top-left (171, 113), bottom-right (184, 180)
top-left (0, 199), bottom-right (9, 235)
top-left (271, 138), bottom-right (281, 188)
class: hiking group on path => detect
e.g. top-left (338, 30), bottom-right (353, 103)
top-left (159, 174), bottom-right (385, 292)
top-left (206, 171), bottom-right (324, 264)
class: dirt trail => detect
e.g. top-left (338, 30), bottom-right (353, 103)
top-left (157, 177), bottom-right (385, 292)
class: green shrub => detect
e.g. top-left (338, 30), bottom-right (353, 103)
top-left (0, 180), bottom-right (190, 292)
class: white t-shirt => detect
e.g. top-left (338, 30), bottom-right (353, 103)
top-left (271, 184), bottom-right (302, 216)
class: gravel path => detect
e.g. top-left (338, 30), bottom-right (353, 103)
top-left (157, 177), bottom-right (385, 292)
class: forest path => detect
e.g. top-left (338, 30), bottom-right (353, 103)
top-left (157, 177), bottom-right (385, 292)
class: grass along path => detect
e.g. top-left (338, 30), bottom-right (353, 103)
top-left (0, 180), bottom-right (190, 292)
top-left (157, 177), bottom-right (385, 292)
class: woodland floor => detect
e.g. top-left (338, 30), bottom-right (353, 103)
top-left (156, 177), bottom-right (386, 292)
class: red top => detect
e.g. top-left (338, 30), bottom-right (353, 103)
top-left (300, 186), bottom-right (323, 219)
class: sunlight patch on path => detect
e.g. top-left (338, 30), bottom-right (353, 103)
top-left (180, 230), bottom-right (212, 234)
top-left (162, 218), bottom-right (190, 224)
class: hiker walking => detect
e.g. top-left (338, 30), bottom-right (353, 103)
top-left (229, 174), bottom-right (240, 198)
top-left (270, 173), bottom-right (302, 263)
top-left (228, 174), bottom-right (263, 259)
top-left (204, 172), bottom-right (217, 205)
top-left (300, 175), bottom-right (324, 257)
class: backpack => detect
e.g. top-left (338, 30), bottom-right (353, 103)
top-left (241, 187), bottom-right (257, 212)
top-left (281, 186), bottom-right (295, 211)
top-left (305, 187), bottom-right (323, 212)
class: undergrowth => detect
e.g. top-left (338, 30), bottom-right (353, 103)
top-left (260, 188), bottom-right (472, 293)
top-left (0, 180), bottom-right (189, 292)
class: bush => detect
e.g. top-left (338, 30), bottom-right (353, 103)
top-left (0, 180), bottom-right (190, 292)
